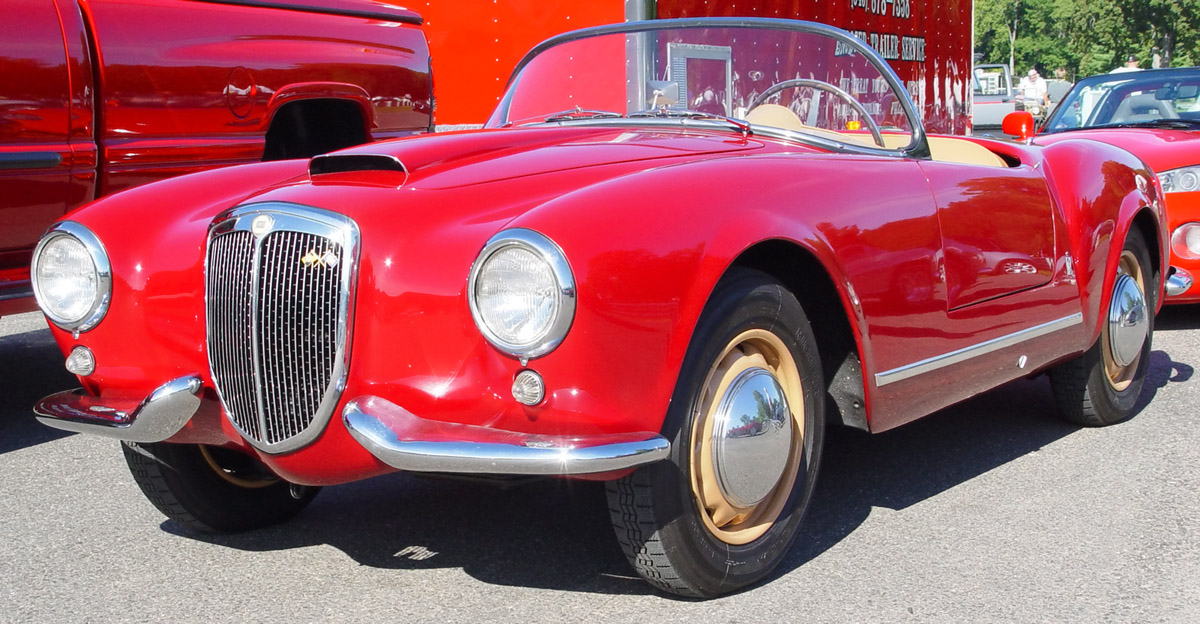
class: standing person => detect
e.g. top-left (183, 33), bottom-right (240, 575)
top-left (1018, 68), bottom-right (1049, 106)
top-left (1111, 55), bottom-right (1140, 73)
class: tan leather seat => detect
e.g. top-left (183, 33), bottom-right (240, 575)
top-left (745, 104), bottom-right (1006, 168)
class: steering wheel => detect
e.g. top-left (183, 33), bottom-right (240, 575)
top-left (748, 78), bottom-right (885, 147)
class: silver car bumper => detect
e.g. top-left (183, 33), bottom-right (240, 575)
top-left (1166, 266), bottom-right (1193, 297)
top-left (35, 378), bottom-right (671, 476)
top-left (34, 376), bottom-right (203, 443)
top-left (344, 395), bottom-right (670, 475)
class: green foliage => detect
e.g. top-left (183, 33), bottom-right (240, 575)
top-left (975, 0), bottom-right (1200, 80)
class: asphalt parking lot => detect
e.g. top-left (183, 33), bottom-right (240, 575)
top-left (1, 309), bottom-right (1197, 622)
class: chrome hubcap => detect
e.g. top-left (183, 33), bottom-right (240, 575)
top-left (712, 368), bottom-right (793, 508)
top-left (1108, 273), bottom-right (1148, 368)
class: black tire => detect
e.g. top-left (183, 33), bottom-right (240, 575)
top-left (122, 441), bottom-right (320, 533)
top-left (1049, 228), bottom-right (1156, 426)
top-left (606, 268), bottom-right (825, 597)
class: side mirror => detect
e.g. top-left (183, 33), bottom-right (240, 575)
top-left (1002, 111), bottom-right (1036, 141)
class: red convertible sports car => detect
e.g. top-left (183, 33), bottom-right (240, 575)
top-left (1016, 67), bottom-right (1200, 303)
top-left (32, 19), bottom-right (1167, 597)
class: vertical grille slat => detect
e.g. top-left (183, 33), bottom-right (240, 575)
top-left (206, 206), bottom-right (356, 453)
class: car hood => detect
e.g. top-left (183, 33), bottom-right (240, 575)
top-left (306, 125), bottom-right (765, 190)
top-left (1033, 127), bottom-right (1200, 171)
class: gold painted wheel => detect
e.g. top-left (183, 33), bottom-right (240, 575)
top-left (689, 329), bottom-right (806, 545)
top-left (1101, 249), bottom-right (1146, 392)
top-left (198, 445), bottom-right (279, 489)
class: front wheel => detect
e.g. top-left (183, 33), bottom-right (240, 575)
top-left (1049, 228), bottom-right (1155, 426)
top-left (606, 269), bottom-right (824, 597)
top-left (122, 441), bottom-right (320, 533)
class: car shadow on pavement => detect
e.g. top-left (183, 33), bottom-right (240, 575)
top-left (168, 349), bottom-right (1191, 599)
top-left (0, 326), bottom-right (76, 455)
top-left (1156, 303), bottom-right (1200, 332)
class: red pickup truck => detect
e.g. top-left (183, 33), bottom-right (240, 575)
top-left (1, 0), bottom-right (432, 316)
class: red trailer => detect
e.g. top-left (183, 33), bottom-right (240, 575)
top-left (422, 0), bottom-right (972, 135)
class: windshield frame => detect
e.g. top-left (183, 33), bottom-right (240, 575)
top-left (488, 17), bottom-right (932, 160)
top-left (1042, 66), bottom-right (1200, 134)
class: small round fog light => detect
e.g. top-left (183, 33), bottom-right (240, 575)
top-left (65, 346), bottom-right (96, 376)
top-left (512, 370), bottom-right (545, 406)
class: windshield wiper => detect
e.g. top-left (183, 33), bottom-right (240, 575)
top-left (629, 108), bottom-right (752, 137)
top-left (542, 108), bottom-right (624, 122)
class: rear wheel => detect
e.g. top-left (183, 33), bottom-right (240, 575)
top-left (1050, 228), bottom-right (1155, 426)
top-left (606, 269), bottom-right (824, 597)
top-left (122, 441), bottom-right (319, 533)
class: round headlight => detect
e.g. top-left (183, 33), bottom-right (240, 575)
top-left (31, 222), bottom-right (112, 332)
top-left (468, 229), bottom-right (575, 359)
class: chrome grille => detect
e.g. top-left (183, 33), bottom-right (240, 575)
top-left (205, 203), bottom-right (358, 453)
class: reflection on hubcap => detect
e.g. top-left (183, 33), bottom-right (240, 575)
top-left (1108, 273), bottom-right (1148, 368)
top-left (712, 368), bottom-right (793, 508)
top-left (690, 329), bottom-right (805, 545)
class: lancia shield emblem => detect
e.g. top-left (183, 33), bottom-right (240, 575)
top-left (250, 214), bottom-right (274, 237)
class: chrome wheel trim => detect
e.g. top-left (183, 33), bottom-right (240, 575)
top-left (690, 329), bottom-right (805, 546)
top-left (1107, 274), bottom-right (1148, 368)
top-left (1102, 250), bottom-right (1147, 392)
top-left (712, 368), bottom-right (793, 508)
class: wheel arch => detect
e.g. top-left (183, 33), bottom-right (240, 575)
top-left (262, 85), bottom-right (374, 161)
top-left (729, 239), bottom-right (869, 432)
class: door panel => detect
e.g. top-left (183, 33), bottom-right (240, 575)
top-left (920, 161), bottom-right (1057, 309)
top-left (0, 0), bottom-right (74, 259)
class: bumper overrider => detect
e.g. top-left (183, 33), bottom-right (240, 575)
top-left (1166, 266), bottom-right (1194, 297)
top-left (35, 376), bottom-right (670, 476)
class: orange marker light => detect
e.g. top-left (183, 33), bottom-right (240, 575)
top-left (846, 120), bottom-right (862, 130)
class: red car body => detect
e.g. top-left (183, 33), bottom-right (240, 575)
top-left (0, 0), bottom-right (432, 317)
top-left (31, 20), bottom-right (1167, 597)
top-left (1029, 67), bottom-right (1200, 303)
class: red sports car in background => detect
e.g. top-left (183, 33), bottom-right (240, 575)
top-left (31, 19), bottom-right (1166, 597)
top-left (1021, 67), bottom-right (1200, 303)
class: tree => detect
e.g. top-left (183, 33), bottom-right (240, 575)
top-left (975, 0), bottom-right (1200, 79)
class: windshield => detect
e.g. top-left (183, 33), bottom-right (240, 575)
top-left (1043, 67), bottom-right (1200, 132)
top-left (487, 20), bottom-right (921, 152)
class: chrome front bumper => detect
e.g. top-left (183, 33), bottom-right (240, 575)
top-left (344, 396), bottom-right (671, 475)
top-left (34, 376), bottom-right (203, 443)
top-left (1166, 267), bottom-right (1193, 297)
top-left (34, 379), bottom-right (671, 476)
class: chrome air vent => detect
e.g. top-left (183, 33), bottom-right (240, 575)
top-left (205, 203), bottom-right (359, 454)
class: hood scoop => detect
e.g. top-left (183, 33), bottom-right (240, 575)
top-left (310, 153), bottom-right (407, 176)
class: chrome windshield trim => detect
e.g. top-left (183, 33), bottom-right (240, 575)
top-left (490, 17), bottom-right (930, 159)
top-left (507, 117), bottom-right (911, 159)
top-left (344, 396), bottom-right (670, 475)
top-left (874, 314), bottom-right (1084, 387)
top-left (34, 376), bottom-right (203, 442)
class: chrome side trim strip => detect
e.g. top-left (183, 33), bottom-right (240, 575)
top-left (874, 314), bottom-right (1084, 387)
top-left (344, 396), bottom-right (671, 475)
top-left (34, 376), bottom-right (203, 442)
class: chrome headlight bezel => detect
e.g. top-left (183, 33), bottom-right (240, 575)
top-left (31, 222), bottom-right (112, 333)
top-left (468, 228), bottom-right (575, 360)
top-left (1158, 166), bottom-right (1200, 194)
